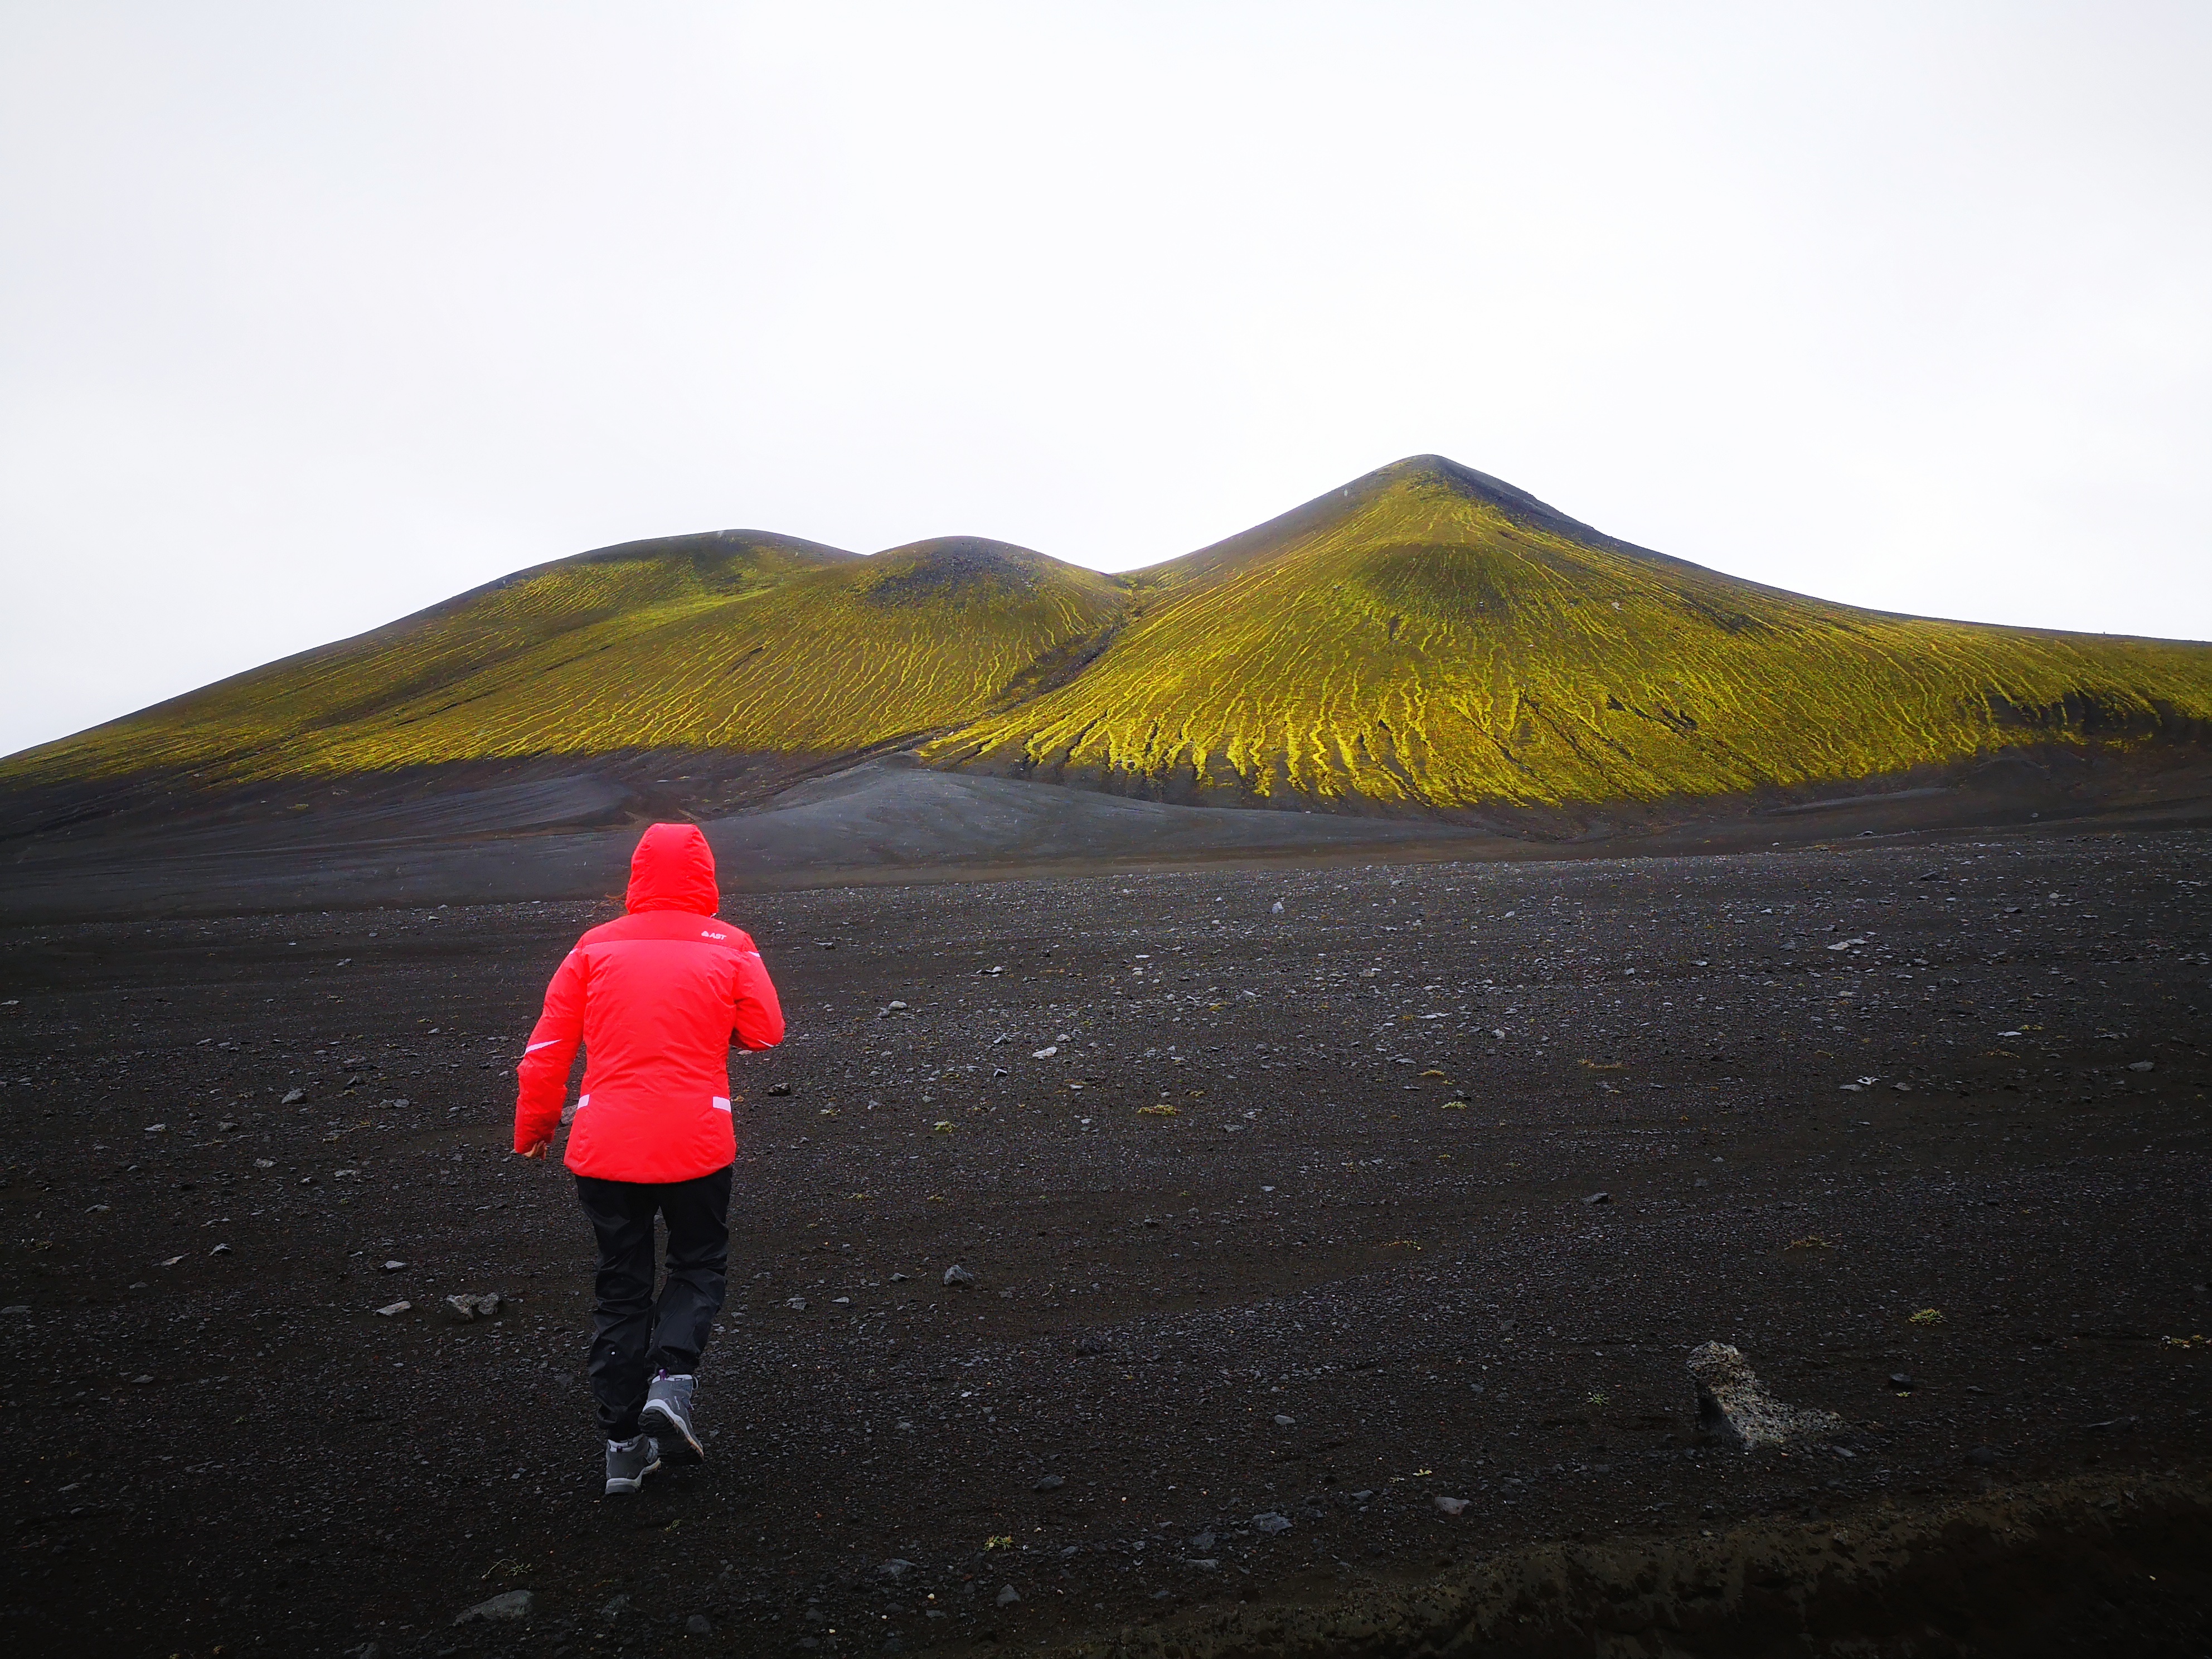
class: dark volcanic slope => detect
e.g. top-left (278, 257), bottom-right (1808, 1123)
top-left (1, 829), bottom-right (2207, 1656)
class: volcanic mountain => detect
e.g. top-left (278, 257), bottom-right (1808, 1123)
top-left (5, 455), bottom-right (2210, 896)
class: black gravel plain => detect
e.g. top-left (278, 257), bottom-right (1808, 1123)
top-left (2, 828), bottom-right (2209, 1657)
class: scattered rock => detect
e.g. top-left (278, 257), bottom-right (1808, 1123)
top-left (600, 1594), bottom-right (630, 1621)
top-left (282, 1089), bottom-right (305, 1105)
top-left (1189, 1531), bottom-right (1216, 1552)
top-left (767, 1082), bottom-right (792, 1096)
top-left (685, 1614), bottom-right (712, 1636)
top-left (0, 1304), bottom-right (30, 1316)
top-left (1687, 1341), bottom-right (1841, 1452)
top-left (2129, 1060), bottom-right (2155, 1072)
top-left (787, 1297), bottom-right (808, 1312)
top-left (1033, 1474), bottom-right (1064, 1491)
top-left (1073, 1334), bottom-right (1109, 1355)
top-left (144, 1123), bottom-right (167, 1134)
top-left (1889, 1372), bottom-right (1916, 1391)
top-left (995, 1584), bottom-right (1020, 1607)
top-left (880, 1559), bottom-right (914, 1582)
top-left (1272, 1414), bottom-right (1296, 1427)
top-left (1031, 1045), bottom-right (1059, 1059)
top-left (210, 1243), bottom-right (231, 1256)
top-left (381, 1259), bottom-right (408, 1273)
top-left (1583, 1191), bottom-right (1611, 1206)
top-left (1434, 1495), bottom-right (1469, 1516)
top-left (1967, 1445), bottom-right (2007, 1467)
top-left (376, 1301), bottom-right (411, 1317)
top-left (454, 1589), bottom-right (532, 1624)
top-left (890, 1272), bottom-right (909, 1282)
top-left (1253, 1512), bottom-right (1292, 1534)
top-left (943, 1264), bottom-right (976, 1288)
top-left (444, 1293), bottom-right (502, 1321)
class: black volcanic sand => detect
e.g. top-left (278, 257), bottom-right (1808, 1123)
top-left (4, 744), bottom-right (2209, 923)
top-left (1, 831), bottom-right (2209, 1656)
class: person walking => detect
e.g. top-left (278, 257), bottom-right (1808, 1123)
top-left (513, 822), bottom-right (784, 1495)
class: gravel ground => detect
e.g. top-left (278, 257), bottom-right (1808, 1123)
top-left (1, 827), bottom-right (2207, 1656)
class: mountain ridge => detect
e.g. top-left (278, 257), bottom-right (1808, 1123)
top-left (6, 457), bottom-right (2209, 832)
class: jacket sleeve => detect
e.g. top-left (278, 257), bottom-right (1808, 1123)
top-left (731, 942), bottom-right (785, 1052)
top-left (515, 947), bottom-right (586, 1152)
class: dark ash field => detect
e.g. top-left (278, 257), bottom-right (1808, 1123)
top-left (2, 828), bottom-right (2208, 1657)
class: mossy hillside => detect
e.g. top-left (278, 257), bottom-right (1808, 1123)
top-left (920, 459), bottom-right (2212, 810)
top-left (4, 532), bottom-right (1127, 785)
top-left (11, 457), bottom-right (2209, 814)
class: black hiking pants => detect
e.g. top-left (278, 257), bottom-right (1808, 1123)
top-left (574, 1165), bottom-right (732, 1440)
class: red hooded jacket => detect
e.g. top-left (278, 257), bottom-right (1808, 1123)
top-left (513, 823), bottom-right (784, 1182)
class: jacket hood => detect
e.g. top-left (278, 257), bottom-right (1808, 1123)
top-left (625, 823), bottom-right (720, 915)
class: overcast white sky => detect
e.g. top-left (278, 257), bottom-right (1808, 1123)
top-left (3, 2), bottom-right (2208, 759)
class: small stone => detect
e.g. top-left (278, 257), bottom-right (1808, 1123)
top-left (210, 1243), bottom-right (231, 1256)
top-left (685, 1614), bottom-right (712, 1636)
top-left (943, 1264), bottom-right (977, 1288)
top-left (1688, 1342), bottom-right (1841, 1451)
top-left (454, 1589), bottom-right (532, 1624)
top-left (376, 1301), bottom-right (411, 1317)
top-left (1967, 1445), bottom-right (2005, 1467)
top-left (787, 1297), bottom-right (808, 1312)
top-left (1270, 900), bottom-right (1284, 914)
top-left (890, 1272), bottom-right (909, 1282)
top-left (0, 1305), bottom-right (28, 1316)
top-left (1074, 1334), bottom-right (1109, 1355)
top-left (1584, 1191), bottom-right (1611, 1206)
top-left (1253, 1511), bottom-right (1292, 1534)
top-left (2128, 1061), bottom-right (2155, 1073)
top-left (1889, 1372), bottom-right (1915, 1391)
top-left (444, 1295), bottom-right (479, 1322)
top-left (1434, 1495), bottom-right (1469, 1516)
top-left (995, 1584), bottom-right (1020, 1607)
top-left (381, 1260), bottom-right (408, 1272)
top-left (880, 1558), bottom-right (914, 1581)
top-left (254, 1158), bottom-right (274, 1169)
top-left (1033, 1474), bottom-right (1064, 1491)
top-left (1031, 1045), bottom-right (1058, 1059)
top-left (132, 1374), bottom-right (153, 1385)
top-left (767, 1082), bottom-right (792, 1096)
top-left (144, 1123), bottom-right (167, 1134)
top-left (1189, 1530), bottom-right (1216, 1552)
top-left (154, 1256), bottom-right (183, 1269)
top-left (282, 1089), bottom-right (305, 1105)
top-left (1272, 1414), bottom-right (1295, 1427)
top-left (600, 1594), bottom-right (630, 1621)
top-left (216, 1120), bottom-right (237, 1132)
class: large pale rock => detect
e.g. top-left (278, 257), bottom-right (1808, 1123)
top-left (1687, 1342), bottom-right (1841, 1451)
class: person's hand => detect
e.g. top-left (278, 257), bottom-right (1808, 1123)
top-left (519, 1138), bottom-right (552, 1160)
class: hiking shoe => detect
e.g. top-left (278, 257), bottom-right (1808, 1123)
top-left (641, 1372), bottom-right (703, 1464)
top-left (604, 1434), bottom-right (661, 1496)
